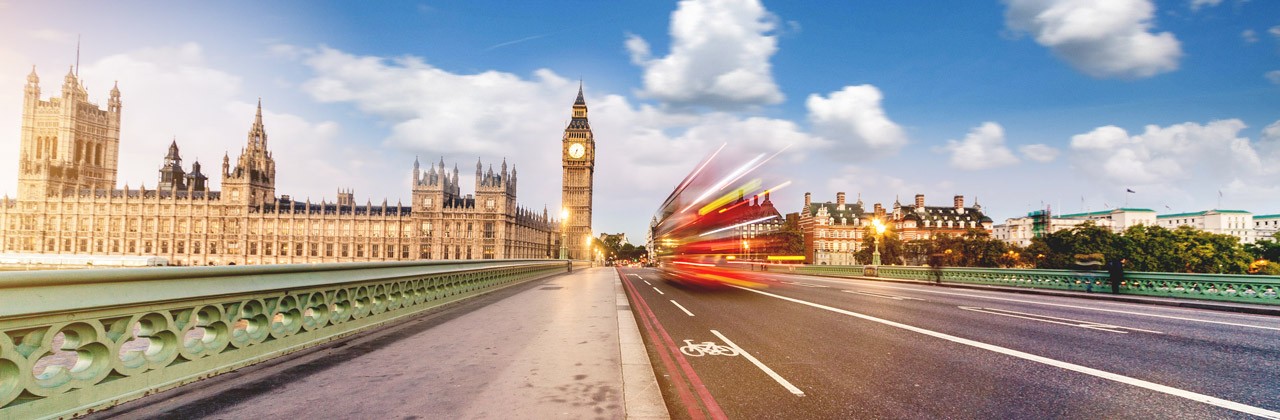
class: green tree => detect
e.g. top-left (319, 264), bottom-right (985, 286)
top-left (771, 214), bottom-right (805, 255)
top-left (1245, 233), bottom-right (1280, 262)
top-left (1169, 226), bottom-right (1249, 274)
top-left (856, 228), bottom-right (906, 265)
top-left (1122, 224), bottom-right (1180, 272)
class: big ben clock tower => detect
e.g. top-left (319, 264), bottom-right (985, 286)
top-left (561, 84), bottom-right (595, 260)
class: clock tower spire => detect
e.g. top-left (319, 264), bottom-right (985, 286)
top-left (561, 83), bottom-right (595, 260)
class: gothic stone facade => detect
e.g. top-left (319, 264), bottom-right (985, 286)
top-left (0, 68), bottom-right (558, 266)
top-left (560, 85), bottom-right (595, 260)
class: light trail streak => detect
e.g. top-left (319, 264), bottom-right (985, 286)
top-left (698, 215), bottom-right (779, 237)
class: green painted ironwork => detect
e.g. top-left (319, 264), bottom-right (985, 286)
top-left (0, 259), bottom-right (568, 419)
top-left (783, 265), bottom-right (1279, 305)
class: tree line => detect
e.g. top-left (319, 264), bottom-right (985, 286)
top-left (856, 222), bottom-right (1280, 275)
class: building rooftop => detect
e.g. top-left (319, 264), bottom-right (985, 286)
top-left (1056, 208), bottom-right (1155, 219)
top-left (1157, 209), bottom-right (1251, 219)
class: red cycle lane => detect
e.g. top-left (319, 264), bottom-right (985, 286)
top-left (618, 268), bottom-right (727, 420)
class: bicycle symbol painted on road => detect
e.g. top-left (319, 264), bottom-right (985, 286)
top-left (679, 339), bottom-right (740, 357)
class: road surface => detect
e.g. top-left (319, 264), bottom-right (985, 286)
top-left (618, 267), bottom-right (1280, 419)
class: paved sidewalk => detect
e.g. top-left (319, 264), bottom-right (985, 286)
top-left (93, 267), bottom-right (666, 419)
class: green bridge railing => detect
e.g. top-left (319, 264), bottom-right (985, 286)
top-left (771, 264), bottom-right (1279, 305)
top-left (0, 259), bottom-right (570, 419)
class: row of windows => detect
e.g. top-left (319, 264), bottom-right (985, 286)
top-left (3, 237), bottom-right (419, 259)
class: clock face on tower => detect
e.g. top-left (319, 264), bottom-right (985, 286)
top-left (568, 143), bottom-right (585, 159)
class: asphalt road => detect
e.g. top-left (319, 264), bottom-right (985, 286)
top-left (617, 267), bottom-right (1280, 419)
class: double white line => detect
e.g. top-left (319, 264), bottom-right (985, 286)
top-left (959, 306), bottom-right (1162, 334)
top-left (732, 285), bottom-right (1280, 419)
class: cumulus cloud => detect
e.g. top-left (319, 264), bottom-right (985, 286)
top-left (1019, 144), bottom-right (1060, 162)
top-left (823, 165), bottom-right (924, 204)
top-left (628, 0), bottom-right (784, 108)
top-left (1068, 120), bottom-right (1269, 188)
top-left (939, 122), bottom-right (1019, 170)
top-left (1002, 0), bottom-right (1182, 78)
top-left (1189, 0), bottom-right (1222, 11)
top-left (303, 47), bottom-right (575, 159)
top-left (806, 85), bottom-right (908, 158)
top-left (1258, 120), bottom-right (1280, 161)
top-left (286, 44), bottom-right (828, 238)
top-left (72, 43), bottom-right (366, 202)
top-left (1065, 119), bottom-right (1280, 212)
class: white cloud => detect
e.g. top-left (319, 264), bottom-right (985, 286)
top-left (0, 48), bottom-right (33, 197)
top-left (1271, 26), bottom-right (1280, 39)
top-left (28, 29), bottom-right (76, 44)
top-left (1068, 119), bottom-right (1270, 189)
top-left (1258, 120), bottom-right (1280, 161)
top-left (940, 122), bottom-right (1019, 170)
top-left (301, 47), bottom-right (573, 157)
top-left (71, 43), bottom-right (367, 202)
top-left (823, 165), bottom-right (923, 205)
top-left (1266, 70), bottom-right (1280, 85)
top-left (1190, 0), bottom-right (1223, 11)
top-left (289, 45), bottom-right (828, 239)
top-left (1019, 144), bottom-right (1060, 162)
top-left (1242, 29), bottom-right (1258, 43)
top-left (1002, 0), bottom-right (1182, 78)
top-left (628, 0), bottom-right (784, 108)
top-left (806, 85), bottom-right (908, 158)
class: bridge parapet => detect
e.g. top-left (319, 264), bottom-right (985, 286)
top-left (0, 259), bottom-right (568, 419)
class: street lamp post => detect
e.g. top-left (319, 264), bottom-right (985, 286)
top-left (559, 209), bottom-right (569, 260)
top-left (871, 218), bottom-right (886, 266)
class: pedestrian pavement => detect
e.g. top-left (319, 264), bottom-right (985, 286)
top-left (91, 267), bottom-right (668, 419)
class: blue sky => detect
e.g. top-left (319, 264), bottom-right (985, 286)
top-left (1, 0), bottom-right (1278, 242)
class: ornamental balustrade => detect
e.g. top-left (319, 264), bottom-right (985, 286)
top-left (773, 265), bottom-right (1279, 305)
top-left (0, 259), bottom-right (568, 419)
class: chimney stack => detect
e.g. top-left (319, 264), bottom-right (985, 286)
top-left (837, 192), bottom-right (846, 206)
top-left (804, 192), bottom-right (811, 208)
top-left (954, 195), bottom-right (964, 209)
top-left (915, 194), bottom-right (925, 208)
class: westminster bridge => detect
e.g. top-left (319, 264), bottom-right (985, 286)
top-left (1, 261), bottom-right (1278, 419)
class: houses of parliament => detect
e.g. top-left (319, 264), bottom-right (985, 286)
top-left (0, 66), bottom-right (597, 266)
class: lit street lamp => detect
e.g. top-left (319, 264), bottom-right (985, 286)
top-left (871, 218), bottom-right (886, 266)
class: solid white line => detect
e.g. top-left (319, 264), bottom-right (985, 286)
top-left (959, 307), bottom-right (1128, 334)
top-left (731, 285), bottom-right (1280, 418)
top-left (843, 290), bottom-right (903, 300)
top-left (653, 287), bottom-right (665, 295)
top-left (796, 276), bottom-right (1280, 332)
top-left (709, 329), bottom-right (804, 397)
top-left (969, 306), bottom-right (1164, 334)
top-left (670, 300), bottom-right (695, 317)
top-left (843, 290), bottom-right (925, 301)
top-left (783, 281), bottom-right (826, 288)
